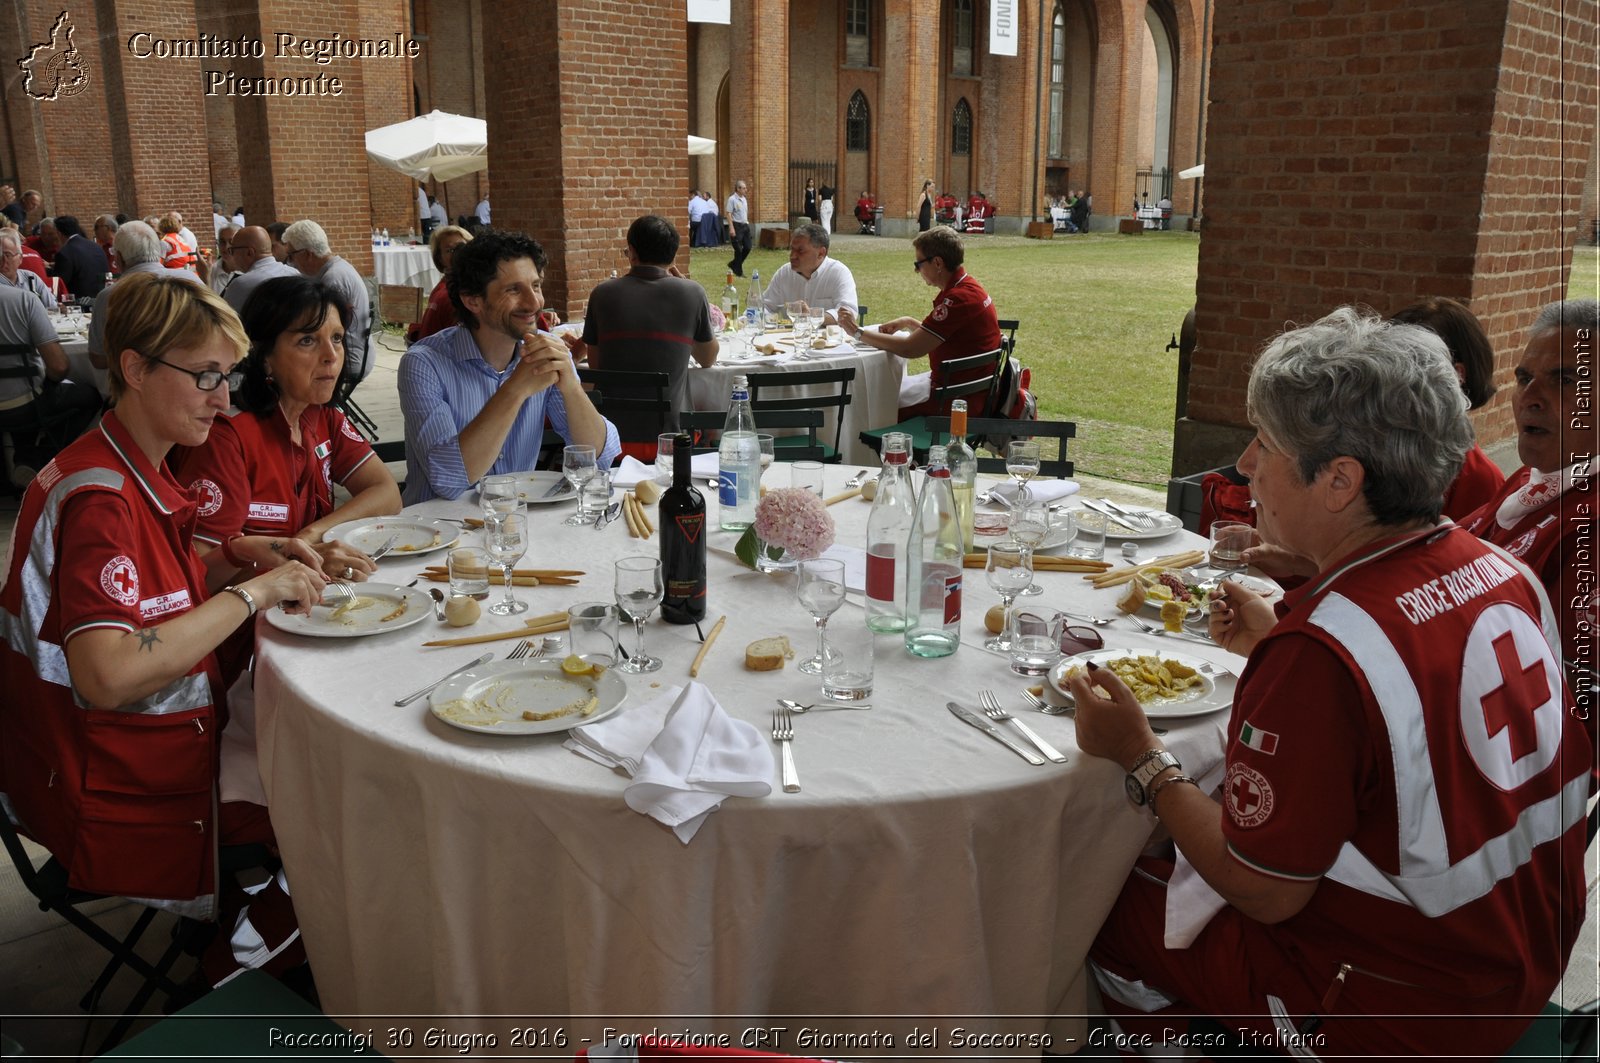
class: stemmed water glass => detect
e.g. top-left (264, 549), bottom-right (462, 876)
top-left (483, 511), bottom-right (529, 616)
top-left (1009, 496), bottom-right (1051, 597)
top-left (613, 557), bottom-right (664, 673)
top-left (984, 543), bottom-right (1034, 651)
top-left (795, 558), bottom-right (846, 675)
top-left (562, 445), bottom-right (597, 525)
top-left (1005, 440), bottom-right (1041, 502)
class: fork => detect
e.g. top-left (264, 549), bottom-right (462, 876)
top-left (1124, 612), bottom-right (1217, 647)
top-left (844, 469), bottom-right (872, 489)
top-left (506, 639), bottom-right (535, 661)
top-left (322, 580), bottom-right (357, 603)
top-left (979, 690), bottom-right (1067, 763)
top-left (773, 707), bottom-right (800, 793)
top-left (1100, 498), bottom-right (1162, 532)
top-left (1021, 688), bottom-right (1169, 735)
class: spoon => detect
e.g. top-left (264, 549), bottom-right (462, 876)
top-left (427, 587), bottom-right (446, 620)
top-left (777, 698), bottom-right (872, 714)
top-left (1060, 610), bottom-right (1117, 627)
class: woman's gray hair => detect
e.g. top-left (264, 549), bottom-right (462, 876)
top-left (1247, 306), bottom-right (1473, 525)
top-left (1530, 298), bottom-right (1600, 339)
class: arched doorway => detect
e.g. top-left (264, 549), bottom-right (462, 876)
top-left (1047, 1), bottom-right (1096, 199)
top-left (715, 73), bottom-right (730, 200)
top-left (844, 90), bottom-right (871, 209)
top-left (1138, 2), bottom-right (1178, 200)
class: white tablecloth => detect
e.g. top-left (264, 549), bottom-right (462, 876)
top-left (253, 473), bottom-right (1239, 1050)
top-left (58, 334), bottom-right (108, 398)
top-left (372, 245), bottom-right (440, 290)
top-left (688, 341), bottom-right (904, 465)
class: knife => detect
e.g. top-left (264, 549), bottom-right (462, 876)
top-left (539, 476), bottom-right (570, 499)
top-left (395, 652), bottom-right (494, 706)
top-left (1077, 497), bottom-right (1127, 526)
top-left (947, 702), bottom-right (1044, 765)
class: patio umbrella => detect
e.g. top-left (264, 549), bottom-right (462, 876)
top-left (1178, 163), bottom-right (1205, 180)
top-left (365, 109), bottom-right (487, 183)
top-left (689, 135), bottom-right (716, 155)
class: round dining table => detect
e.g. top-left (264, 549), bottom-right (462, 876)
top-left (372, 244), bottom-right (442, 290)
top-left (252, 467), bottom-right (1244, 1056)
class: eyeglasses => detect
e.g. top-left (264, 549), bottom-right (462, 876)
top-left (147, 355), bottom-right (244, 392)
top-left (1014, 613), bottom-right (1104, 655)
top-left (912, 257), bottom-right (933, 272)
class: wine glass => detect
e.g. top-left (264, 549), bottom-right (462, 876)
top-left (613, 557), bottom-right (664, 673)
top-left (562, 445), bottom-right (597, 525)
top-left (795, 558), bottom-right (846, 675)
top-left (1005, 440), bottom-right (1041, 503)
top-left (984, 543), bottom-right (1034, 651)
top-left (656, 432), bottom-right (677, 484)
top-left (1009, 497), bottom-right (1051, 597)
top-left (483, 511), bottom-right (529, 616)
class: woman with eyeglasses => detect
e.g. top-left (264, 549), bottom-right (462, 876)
top-left (172, 275), bottom-right (401, 592)
top-left (0, 271), bottom-right (326, 913)
top-left (837, 226), bottom-right (1001, 418)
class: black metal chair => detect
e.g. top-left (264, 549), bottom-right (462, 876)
top-left (747, 366), bottom-right (856, 463)
top-left (680, 408), bottom-right (827, 462)
top-left (925, 415), bottom-right (1075, 477)
top-left (577, 367), bottom-right (673, 453)
top-left (857, 346), bottom-right (1006, 462)
top-left (0, 342), bottom-right (100, 490)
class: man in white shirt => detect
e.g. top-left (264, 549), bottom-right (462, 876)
top-left (725, 179), bottom-right (750, 277)
top-left (759, 223), bottom-right (857, 325)
top-left (688, 190), bottom-right (708, 247)
top-left (475, 192), bottom-right (490, 226)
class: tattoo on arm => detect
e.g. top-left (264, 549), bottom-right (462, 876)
top-left (270, 540), bottom-right (284, 555)
top-left (134, 628), bottom-right (161, 653)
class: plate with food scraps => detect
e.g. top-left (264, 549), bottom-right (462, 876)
top-left (473, 470), bottom-right (576, 505)
top-left (1049, 648), bottom-right (1232, 719)
top-left (972, 512), bottom-right (1076, 551)
top-left (429, 658), bottom-right (627, 735)
top-left (262, 582), bottom-right (431, 639)
top-left (324, 516), bottom-right (458, 557)
top-left (1096, 508), bottom-right (1185, 541)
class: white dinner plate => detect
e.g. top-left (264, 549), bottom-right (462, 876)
top-left (1135, 568), bottom-right (1280, 620)
top-left (429, 659), bottom-right (628, 735)
top-left (972, 512), bottom-right (1076, 551)
top-left (323, 516), bottom-right (458, 557)
top-left (475, 470), bottom-right (576, 505)
top-left (1049, 648), bottom-right (1230, 719)
top-left (262, 582), bottom-right (432, 639)
top-left (1095, 508), bottom-right (1184, 541)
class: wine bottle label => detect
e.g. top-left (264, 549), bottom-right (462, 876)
top-left (943, 573), bottom-right (962, 624)
top-left (866, 550), bottom-right (895, 600)
top-left (674, 513), bottom-right (704, 543)
top-left (718, 470), bottom-right (739, 507)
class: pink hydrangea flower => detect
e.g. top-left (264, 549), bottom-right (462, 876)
top-left (753, 487), bottom-right (835, 559)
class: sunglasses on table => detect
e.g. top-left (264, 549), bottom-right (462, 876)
top-left (1014, 613), bottom-right (1104, 655)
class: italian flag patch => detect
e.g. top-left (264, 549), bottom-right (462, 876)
top-left (1238, 721), bottom-right (1279, 755)
top-left (313, 440), bottom-right (333, 460)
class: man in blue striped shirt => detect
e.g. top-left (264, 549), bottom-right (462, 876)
top-left (398, 230), bottom-right (619, 504)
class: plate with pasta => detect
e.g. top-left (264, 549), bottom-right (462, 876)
top-left (262, 582), bottom-right (431, 639)
top-left (429, 659), bottom-right (628, 735)
top-left (1049, 649), bottom-right (1231, 719)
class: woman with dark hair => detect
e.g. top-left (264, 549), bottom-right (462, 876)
top-left (803, 177), bottom-right (820, 223)
top-left (1389, 296), bottom-right (1504, 519)
top-left (172, 275), bottom-right (401, 581)
top-left (917, 179), bottom-right (934, 232)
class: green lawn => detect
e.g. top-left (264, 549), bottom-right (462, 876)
top-left (691, 232), bottom-right (1199, 486)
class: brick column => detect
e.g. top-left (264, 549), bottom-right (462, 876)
top-left (360, 0), bottom-right (415, 238)
top-left (483, 0), bottom-right (688, 317)
top-left (727, 0), bottom-right (789, 225)
top-left (1175, 0), bottom-right (1599, 474)
top-left (1084, 0), bottom-right (1144, 230)
top-left (877, 0), bottom-right (940, 236)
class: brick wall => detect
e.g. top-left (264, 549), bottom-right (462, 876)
top-left (877, 0), bottom-right (940, 232)
top-left (361, 0), bottom-right (414, 240)
top-left (411, 0), bottom-right (486, 223)
top-left (484, 0), bottom-right (689, 318)
top-left (729, 0), bottom-right (790, 224)
top-left (1177, 0), bottom-right (1599, 474)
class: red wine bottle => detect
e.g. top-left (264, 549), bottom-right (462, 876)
top-left (660, 433), bottom-right (706, 624)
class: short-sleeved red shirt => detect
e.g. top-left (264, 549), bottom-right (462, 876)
top-left (171, 403), bottom-right (376, 546)
top-left (902, 269), bottom-right (1002, 418)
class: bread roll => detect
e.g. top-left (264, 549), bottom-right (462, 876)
top-left (744, 636), bottom-right (794, 671)
top-left (1117, 580), bottom-right (1147, 614)
top-left (634, 480), bottom-right (662, 504)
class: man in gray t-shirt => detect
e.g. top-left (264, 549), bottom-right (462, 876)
top-left (567, 215), bottom-right (718, 443)
top-left (0, 283), bottom-right (100, 483)
top-left (282, 219), bottom-right (373, 381)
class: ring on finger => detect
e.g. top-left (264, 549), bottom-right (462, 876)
top-left (343, 566), bottom-right (355, 580)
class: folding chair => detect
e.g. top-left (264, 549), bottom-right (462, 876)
top-left (747, 365), bottom-right (856, 462)
top-left (680, 408), bottom-right (827, 462)
top-left (856, 346), bottom-right (1005, 462)
top-left (926, 415), bottom-right (1075, 477)
top-left (576, 367), bottom-right (673, 460)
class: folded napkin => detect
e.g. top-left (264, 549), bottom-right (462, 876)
top-left (818, 543), bottom-right (868, 594)
top-left (986, 479), bottom-right (1081, 505)
top-left (565, 682), bottom-right (774, 843)
top-left (610, 452), bottom-right (720, 488)
top-left (1163, 759), bottom-right (1230, 948)
top-left (899, 370), bottom-right (932, 408)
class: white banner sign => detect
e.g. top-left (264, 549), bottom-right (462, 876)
top-left (990, 0), bottom-right (1018, 57)
top-left (688, 0), bottom-right (730, 24)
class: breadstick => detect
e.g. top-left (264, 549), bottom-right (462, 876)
top-left (622, 494), bottom-right (645, 538)
top-left (1087, 550), bottom-right (1207, 588)
top-left (422, 618), bottom-right (569, 647)
top-left (689, 615), bottom-right (727, 677)
top-left (631, 493), bottom-right (655, 537)
top-left (823, 487), bottom-right (862, 506)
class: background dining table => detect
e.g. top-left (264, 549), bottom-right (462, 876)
top-left (372, 243), bottom-right (442, 290)
top-left (687, 332), bottom-right (904, 465)
top-left (251, 466), bottom-right (1245, 1056)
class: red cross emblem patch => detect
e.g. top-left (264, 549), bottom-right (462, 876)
top-left (192, 478), bottom-right (223, 518)
top-left (1225, 762), bottom-right (1274, 829)
top-left (99, 555), bottom-right (139, 606)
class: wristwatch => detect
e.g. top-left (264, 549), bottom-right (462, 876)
top-left (1125, 749), bottom-right (1180, 807)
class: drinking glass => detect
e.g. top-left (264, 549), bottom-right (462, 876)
top-left (806, 308), bottom-right (828, 343)
top-left (757, 433), bottom-right (775, 477)
top-left (483, 511), bottom-right (529, 616)
top-left (795, 558), bottom-right (846, 675)
top-left (480, 473), bottom-right (521, 517)
top-left (447, 546), bottom-right (491, 600)
top-left (1067, 509), bottom-right (1108, 561)
top-left (1009, 611), bottom-right (1064, 675)
top-left (567, 602), bottom-right (619, 667)
top-left (562, 445), bottom-right (597, 525)
top-left (785, 299), bottom-right (808, 332)
top-left (613, 556), bottom-right (664, 673)
top-left (821, 630), bottom-right (873, 701)
top-left (1009, 497), bottom-right (1051, 597)
top-left (791, 460), bottom-right (824, 497)
top-left (578, 471), bottom-right (612, 523)
top-left (656, 432), bottom-right (677, 483)
top-left (984, 543), bottom-right (1033, 652)
top-left (1005, 440), bottom-right (1041, 502)
top-left (1209, 520), bottom-right (1256, 572)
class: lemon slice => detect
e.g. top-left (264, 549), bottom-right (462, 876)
top-left (561, 654), bottom-right (591, 675)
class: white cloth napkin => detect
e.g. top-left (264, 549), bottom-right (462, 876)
top-left (609, 452), bottom-right (720, 488)
top-left (219, 668), bottom-right (268, 807)
top-left (899, 370), bottom-right (932, 408)
top-left (1162, 759), bottom-right (1231, 948)
top-left (565, 682), bottom-right (774, 843)
top-left (986, 479), bottom-right (1081, 505)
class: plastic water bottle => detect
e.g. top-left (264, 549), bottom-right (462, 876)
top-left (946, 399), bottom-right (978, 552)
top-left (717, 375), bottom-right (760, 531)
top-left (746, 270), bottom-right (765, 329)
top-left (380, 227), bottom-right (390, 247)
top-left (865, 432), bottom-right (915, 632)
top-left (903, 445), bottom-right (963, 657)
